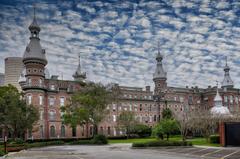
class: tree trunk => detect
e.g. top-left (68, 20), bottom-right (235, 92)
top-left (93, 124), bottom-right (98, 136)
top-left (167, 133), bottom-right (169, 141)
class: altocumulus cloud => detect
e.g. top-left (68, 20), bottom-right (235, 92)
top-left (0, 0), bottom-right (240, 89)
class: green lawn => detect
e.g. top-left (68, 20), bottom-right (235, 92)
top-left (109, 136), bottom-right (220, 147)
top-left (109, 138), bottom-right (156, 144)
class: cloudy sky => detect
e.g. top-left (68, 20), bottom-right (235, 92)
top-left (0, 0), bottom-right (240, 89)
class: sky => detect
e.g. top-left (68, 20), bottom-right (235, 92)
top-left (0, 0), bottom-right (240, 89)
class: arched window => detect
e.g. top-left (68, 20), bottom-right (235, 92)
top-left (40, 125), bottom-right (44, 138)
top-left (27, 94), bottom-right (32, 105)
top-left (50, 125), bottom-right (55, 137)
top-left (39, 95), bottom-right (43, 105)
top-left (40, 109), bottom-right (44, 120)
top-left (49, 110), bottom-right (56, 121)
top-left (61, 125), bottom-right (65, 137)
top-left (72, 126), bottom-right (76, 137)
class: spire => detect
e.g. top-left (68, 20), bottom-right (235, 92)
top-left (153, 41), bottom-right (166, 80)
top-left (28, 4), bottom-right (41, 38)
top-left (23, 5), bottom-right (47, 65)
top-left (221, 56), bottom-right (233, 88)
top-left (211, 80), bottom-right (231, 116)
top-left (73, 53), bottom-right (86, 81)
top-left (214, 81), bottom-right (222, 103)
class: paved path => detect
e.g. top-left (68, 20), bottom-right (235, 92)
top-left (3, 144), bottom-right (240, 159)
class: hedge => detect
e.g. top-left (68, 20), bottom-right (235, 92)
top-left (132, 140), bottom-right (192, 147)
top-left (210, 135), bottom-right (220, 144)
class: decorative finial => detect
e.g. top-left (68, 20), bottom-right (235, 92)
top-left (157, 40), bottom-right (160, 54)
top-left (78, 53), bottom-right (81, 65)
top-left (225, 56), bottom-right (228, 66)
top-left (216, 80), bottom-right (218, 88)
top-left (33, 4), bottom-right (36, 20)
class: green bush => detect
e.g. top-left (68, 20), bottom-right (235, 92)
top-left (210, 135), bottom-right (220, 144)
top-left (68, 140), bottom-right (92, 145)
top-left (26, 141), bottom-right (65, 148)
top-left (0, 150), bottom-right (5, 156)
top-left (132, 140), bottom-right (192, 147)
top-left (15, 138), bottom-right (25, 144)
top-left (130, 124), bottom-right (152, 137)
top-left (91, 135), bottom-right (108, 145)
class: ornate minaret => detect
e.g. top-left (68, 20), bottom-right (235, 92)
top-left (72, 53), bottom-right (86, 81)
top-left (153, 41), bottom-right (167, 96)
top-left (22, 6), bottom-right (47, 88)
top-left (21, 7), bottom-right (48, 139)
top-left (221, 57), bottom-right (234, 89)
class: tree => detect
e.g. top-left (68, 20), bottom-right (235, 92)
top-left (117, 111), bottom-right (136, 138)
top-left (62, 82), bottom-right (111, 137)
top-left (152, 123), bottom-right (164, 140)
top-left (129, 124), bottom-right (151, 137)
top-left (0, 85), bottom-right (39, 140)
top-left (173, 106), bottom-right (192, 141)
top-left (162, 108), bottom-right (173, 119)
top-left (152, 119), bottom-right (178, 140)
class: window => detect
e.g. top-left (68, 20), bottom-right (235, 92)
top-left (180, 97), bottom-right (184, 103)
top-left (113, 115), bottom-right (116, 122)
top-left (90, 126), bottom-right (93, 136)
top-left (72, 126), bottom-right (76, 137)
top-left (39, 95), bottom-right (43, 105)
top-left (61, 125), bottom-right (65, 137)
top-left (60, 97), bottom-right (65, 107)
top-left (112, 104), bottom-right (116, 111)
top-left (154, 115), bottom-right (157, 122)
top-left (174, 96), bottom-right (177, 101)
top-left (100, 127), bottom-right (103, 134)
top-left (188, 96), bottom-right (193, 104)
top-left (50, 84), bottom-right (55, 90)
top-left (49, 97), bottom-right (55, 106)
top-left (129, 104), bottom-right (132, 111)
top-left (49, 110), bottom-right (56, 121)
top-left (149, 116), bottom-right (153, 122)
top-left (28, 78), bottom-right (32, 86)
top-left (235, 97), bottom-right (239, 104)
top-left (230, 96), bottom-right (233, 104)
top-left (39, 79), bottom-right (43, 86)
top-left (107, 127), bottom-right (111, 135)
top-left (40, 109), bottom-right (44, 120)
top-left (82, 126), bottom-right (85, 136)
top-left (224, 96), bottom-right (228, 103)
top-left (27, 94), bottom-right (32, 105)
top-left (40, 125), bottom-right (44, 138)
top-left (140, 104), bottom-right (142, 111)
top-left (50, 126), bottom-right (55, 137)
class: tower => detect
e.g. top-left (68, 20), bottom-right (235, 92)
top-left (22, 6), bottom-right (47, 88)
top-left (72, 53), bottom-right (86, 81)
top-left (153, 42), bottom-right (167, 96)
top-left (221, 57), bottom-right (234, 89)
top-left (21, 6), bottom-right (48, 139)
top-left (210, 81), bottom-right (231, 116)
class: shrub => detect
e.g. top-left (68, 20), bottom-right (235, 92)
top-left (210, 135), bottom-right (220, 144)
top-left (132, 140), bottom-right (192, 148)
top-left (68, 140), bottom-right (92, 145)
top-left (0, 150), bottom-right (6, 156)
top-left (15, 138), bottom-right (25, 144)
top-left (91, 135), bottom-right (108, 145)
top-left (130, 124), bottom-right (152, 137)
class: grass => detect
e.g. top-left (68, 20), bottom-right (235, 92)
top-left (109, 137), bottom-right (156, 144)
top-left (109, 135), bottom-right (220, 147)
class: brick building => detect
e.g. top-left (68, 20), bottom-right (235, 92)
top-left (1, 9), bottom-right (239, 139)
